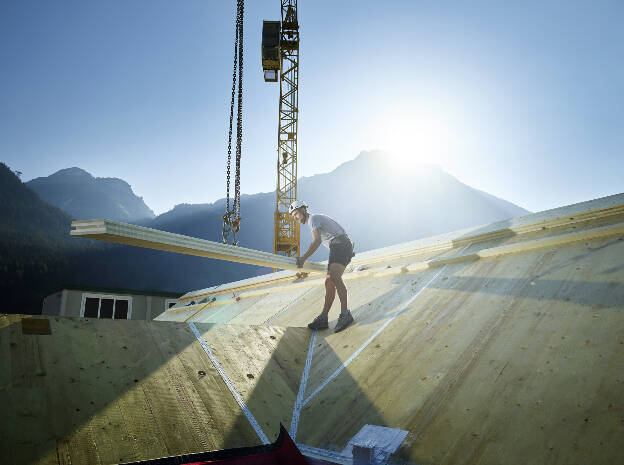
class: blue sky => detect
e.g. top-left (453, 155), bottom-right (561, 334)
top-left (1, 0), bottom-right (622, 215)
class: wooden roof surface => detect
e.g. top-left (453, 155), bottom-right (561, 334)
top-left (2, 193), bottom-right (623, 465)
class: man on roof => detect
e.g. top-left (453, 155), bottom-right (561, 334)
top-left (290, 200), bottom-right (355, 332)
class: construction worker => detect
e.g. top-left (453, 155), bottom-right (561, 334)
top-left (290, 200), bottom-right (355, 332)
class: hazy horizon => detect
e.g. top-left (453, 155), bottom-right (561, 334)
top-left (18, 151), bottom-right (536, 216)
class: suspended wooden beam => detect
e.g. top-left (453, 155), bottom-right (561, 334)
top-left (70, 219), bottom-right (326, 273)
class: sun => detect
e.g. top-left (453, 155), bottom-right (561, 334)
top-left (361, 108), bottom-right (456, 170)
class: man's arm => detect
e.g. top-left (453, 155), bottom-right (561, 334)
top-left (297, 228), bottom-right (322, 267)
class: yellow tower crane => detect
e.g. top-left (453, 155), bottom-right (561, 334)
top-left (262, 1), bottom-right (301, 258)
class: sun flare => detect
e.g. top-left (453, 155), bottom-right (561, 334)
top-left (362, 108), bottom-right (456, 170)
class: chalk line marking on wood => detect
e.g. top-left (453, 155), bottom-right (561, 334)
top-left (301, 243), bottom-right (472, 408)
top-left (289, 329), bottom-right (318, 440)
top-left (302, 265), bottom-right (448, 407)
top-left (188, 322), bottom-right (270, 444)
top-left (264, 287), bottom-right (316, 326)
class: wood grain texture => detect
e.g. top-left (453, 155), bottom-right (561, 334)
top-left (157, 215), bottom-right (623, 464)
top-left (297, 237), bottom-right (624, 464)
top-left (191, 324), bottom-right (311, 442)
top-left (0, 317), bottom-right (261, 465)
top-left (4, 195), bottom-right (624, 465)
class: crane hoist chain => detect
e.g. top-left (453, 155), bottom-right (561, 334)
top-left (222, 0), bottom-right (244, 246)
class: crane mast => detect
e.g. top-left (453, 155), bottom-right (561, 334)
top-left (262, 1), bottom-right (300, 258)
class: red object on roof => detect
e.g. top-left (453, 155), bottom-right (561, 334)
top-left (121, 424), bottom-right (309, 465)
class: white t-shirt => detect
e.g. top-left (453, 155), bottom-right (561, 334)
top-left (307, 213), bottom-right (346, 249)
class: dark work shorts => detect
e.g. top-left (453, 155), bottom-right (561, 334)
top-left (328, 235), bottom-right (354, 270)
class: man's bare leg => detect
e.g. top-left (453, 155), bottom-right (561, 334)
top-left (308, 273), bottom-right (336, 329)
top-left (328, 263), bottom-right (348, 311)
top-left (309, 263), bottom-right (350, 330)
top-left (321, 275), bottom-right (336, 315)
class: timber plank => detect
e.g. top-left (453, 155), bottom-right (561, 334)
top-left (0, 315), bottom-right (14, 462)
top-left (70, 219), bottom-right (326, 273)
top-left (0, 318), bottom-right (264, 465)
top-left (303, 271), bottom-right (438, 398)
top-left (295, 239), bottom-right (624, 464)
top-left (228, 287), bottom-right (316, 325)
top-left (187, 295), bottom-right (268, 324)
top-left (191, 324), bottom-right (311, 442)
top-left (4, 196), bottom-right (624, 465)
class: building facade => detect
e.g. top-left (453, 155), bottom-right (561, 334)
top-left (42, 287), bottom-right (181, 321)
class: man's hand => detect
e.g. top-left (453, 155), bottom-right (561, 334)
top-left (297, 229), bottom-right (320, 269)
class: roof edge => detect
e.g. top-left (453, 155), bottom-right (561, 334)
top-left (177, 192), bottom-right (624, 303)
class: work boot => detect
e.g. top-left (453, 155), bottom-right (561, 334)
top-left (307, 313), bottom-right (329, 330)
top-left (334, 310), bottom-right (354, 333)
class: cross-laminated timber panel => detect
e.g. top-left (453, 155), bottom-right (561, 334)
top-left (150, 197), bottom-right (624, 464)
top-left (70, 219), bottom-right (326, 273)
top-left (171, 234), bottom-right (622, 465)
top-left (7, 232), bottom-right (619, 465)
top-left (295, 236), bottom-right (624, 465)
top-left (0, 315), bottom-right (312, 465)
top-left (12, 193), bottom-right (621, 465)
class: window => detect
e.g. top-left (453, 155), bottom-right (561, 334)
top-left (81, 293), bottom-right (133, 319)
top-left (165, 298), bottom-right (178, 310)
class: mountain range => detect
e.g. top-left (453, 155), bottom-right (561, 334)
top-left (148, 151), bottom-right (528, 257)
top-left (2, 151), bottom-right (529, 313)
top-left (26, 167), bottom-right (155, 222)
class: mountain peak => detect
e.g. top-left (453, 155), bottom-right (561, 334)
top-left (51, 167), bottom-right (93, 178)
top-left (26, 167), bottom-right (155, 222)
